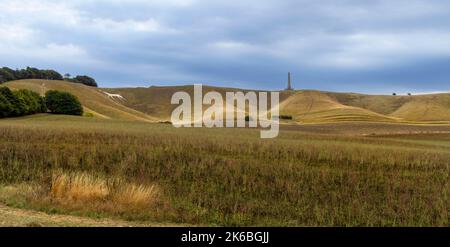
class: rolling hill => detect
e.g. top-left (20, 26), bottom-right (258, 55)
top-left (3, 79), bottom-right (450, 124)
top-left (278, 90), bottom-right (399, 123)
top-left (107, 86), bottom-right (450, 123)
top-left (325, 91), bottom-right (450, 122)
top-left (4, 80), bottom-right (156, 122)
top-left (104, 85), bottom-right (292, 121)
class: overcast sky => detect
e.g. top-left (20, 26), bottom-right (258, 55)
top-left (1, 0), bottom-right (450, 94)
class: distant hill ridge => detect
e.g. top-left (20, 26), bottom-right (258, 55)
top-left (5, 79), bottom-right (450, 124)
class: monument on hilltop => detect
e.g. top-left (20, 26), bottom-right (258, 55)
top-left (286, 72), bottom-right (294, 91)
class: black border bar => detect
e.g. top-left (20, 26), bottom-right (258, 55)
top-left (0, 227), bottom-right (448, 246)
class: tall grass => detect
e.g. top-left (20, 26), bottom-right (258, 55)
top-left (0, 117), bottom-right (448, 226)
top-left (50, 172), bottom-right (159, 211)
top-left (51, 173), bottom-right (109, 202)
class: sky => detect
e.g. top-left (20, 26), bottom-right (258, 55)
top-left (1, 0), bottom-right (450, 94)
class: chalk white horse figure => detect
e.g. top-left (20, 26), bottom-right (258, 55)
top-left (103, 91), bottom-right (126, 101)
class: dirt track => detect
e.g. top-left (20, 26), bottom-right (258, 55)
top-left (0, 204), bottom-right (174, 227)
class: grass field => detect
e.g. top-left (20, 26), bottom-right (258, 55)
top-left (0, 114), bottom-right (448, 226)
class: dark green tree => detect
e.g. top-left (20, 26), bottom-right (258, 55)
top-left (39, 96), bottom-right (47, 113)
top-left (45, 90), bottom-right (83, 116)
top-left (0, 87), bottom-right (24, 116)
top-left (13, 89), bottom-right (45, 115)
top-left (0, 87), bottom-right (46, 117)
top-left (42, 70), bottom-right (63, 80)
top-left (72, 75), bottom-right (98, 87)
top-left (0, 67), bottom-right (97, 86)
top-left (0, 93), bottom-right (14, 118)
top-left (16, 67), bottom-right (42, 80)
top-left (0, 67), bottom-right (17, 83)
top-left (13, 90), bottom-right (29, 115)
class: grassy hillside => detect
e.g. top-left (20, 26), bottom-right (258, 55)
top-left (105, 85), bottom-right (292, 121)
top-left (326, 92), bottom-right (450, 121)
top-left (106, 86), bottom-right (450, 123)
top-left (5, 80), bottom-right (450, 123)
top-left (4, 80), bottom-right (156, 122)
top-left (279, 90), bottom-right (398, 123)
top-left (390, 94), bottom-right (450, 121)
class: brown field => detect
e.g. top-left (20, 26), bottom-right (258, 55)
top-left (0, 114), bottom-right (448, 226)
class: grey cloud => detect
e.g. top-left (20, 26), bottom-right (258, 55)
top-left (1, 0), bottom-right (450, 93)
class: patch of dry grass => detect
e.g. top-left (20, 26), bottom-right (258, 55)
top-left (50, 172), bottom-right (159, 210)
top-left (113, 184), bottom-right (159, 209)
top-left (51, 173), bottom-right (109, 203)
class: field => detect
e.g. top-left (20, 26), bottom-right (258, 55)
top-left (0, 114), bottom-right (448, 226)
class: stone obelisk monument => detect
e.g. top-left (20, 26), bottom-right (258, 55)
top-left (286, 72), bottom-right (293, 90)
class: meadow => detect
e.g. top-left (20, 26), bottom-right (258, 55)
top-left (0, 114), bottom-right (448, 226)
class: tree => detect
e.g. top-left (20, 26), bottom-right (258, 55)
top-left (13, 90), bottom-right (29, 115)
top-left (39, 96), bottom-right (47, 113)
top-left (0, 87), bottom-right (24, 116)
top-left (72, 75), bottom-right (98, 87)
top-left (0, 93), bottom-right (14, 118)
top-left (13, 89), bottom-right (46, 115)
top-left (0, 67), bottom-right (17, 83)
top-left (45, 90), bottom-right (83, 116)
top-left (0, 87), bottom-right (47, 118)
top-left (0, 67), bottom-right (98, 86)
top-left (16, 67), bottom-right (42, 80)
top-left (42, 70), bottom-right (63, 80)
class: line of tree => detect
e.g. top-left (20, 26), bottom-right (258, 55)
top-left (0, 87), bottom-right (83, 118)
top-left (0, 67), bottom-right (98, 87)
top-left (0, 87), bottom-right (46, 117)
top-left (66, 75), bottom-right (98, 87)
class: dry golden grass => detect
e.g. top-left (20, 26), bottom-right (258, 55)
top-left (113, 184), bottom-right (159, 209)
top-left (50, 172), bottom-right (158, 210)
top-left (51, 173), bottom-right (109, 203)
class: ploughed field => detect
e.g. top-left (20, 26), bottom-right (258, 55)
top-left (0, 114), bottom-right (448, 226)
